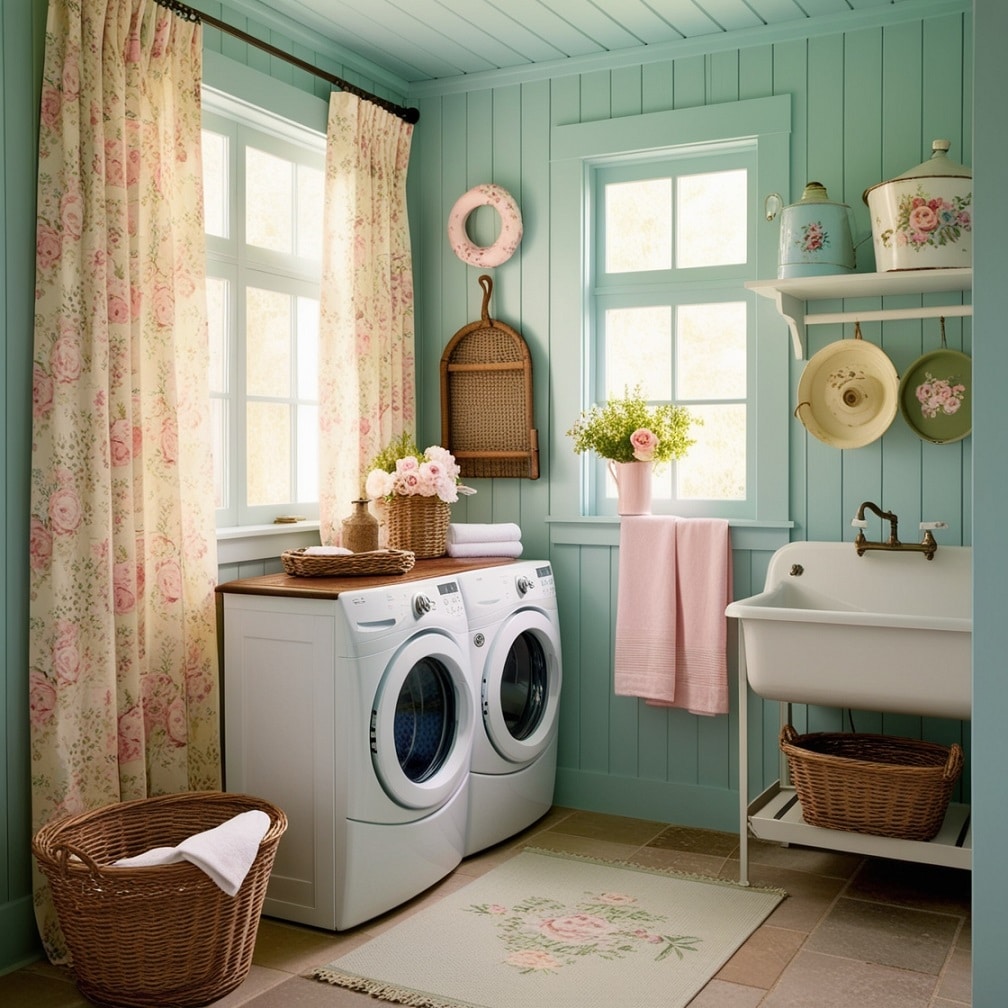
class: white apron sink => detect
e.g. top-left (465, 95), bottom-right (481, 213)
top-left (725, 541), bottom-right (971, 720)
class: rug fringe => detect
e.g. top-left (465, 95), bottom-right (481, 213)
top-left (312, 967), bottom-right (470, 1008)
top-left (522, 845), bottom-right (789, 899)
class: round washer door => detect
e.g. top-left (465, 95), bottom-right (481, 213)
top-left (481, 609), bottom-right (561, 765)
top-left (370, 631), bottom-right (474, 811)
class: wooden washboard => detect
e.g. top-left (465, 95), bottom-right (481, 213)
top-left (440, 275), bottom-right (540, 479)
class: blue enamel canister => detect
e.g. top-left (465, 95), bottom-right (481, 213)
top-left (765, 182), bottom-right (856, 279)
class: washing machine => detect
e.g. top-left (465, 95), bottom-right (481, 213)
top-left (456, 560), bottom-right (562, 856)
top-left (220, 573), bottom-right (474, 930)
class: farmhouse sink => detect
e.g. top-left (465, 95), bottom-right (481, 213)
top-left (725, 541), bottom-right (971, 719)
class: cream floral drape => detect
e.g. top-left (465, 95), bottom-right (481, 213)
top-left (29, 0), bottom-right (220, 962)
top-left (318, 91), bottom-right (416, 544)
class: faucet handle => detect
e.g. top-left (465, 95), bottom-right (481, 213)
top-left (920, 521), bottom-right (948, 531)
top-left (851, 518), bottom-right (868, 528)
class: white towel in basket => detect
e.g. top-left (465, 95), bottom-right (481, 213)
top-left (112, 809), bottom-right (270, 896)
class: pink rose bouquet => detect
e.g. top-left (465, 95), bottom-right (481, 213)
top-left (365, 434), bottom-right (475, 504)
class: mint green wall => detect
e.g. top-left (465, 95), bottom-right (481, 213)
top-left (967, 3), bottom-right (1006, 1003)
top-left (1, 0), bottom-right (47, 973)
top-left (409, 3), bottom-right (973, 826)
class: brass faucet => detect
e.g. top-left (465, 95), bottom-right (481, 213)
top-left (851, 501), bottom-right (946, 561)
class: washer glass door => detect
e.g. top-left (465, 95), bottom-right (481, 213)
top-left (394, 657), bottom-right (455, 783)
top-left (371, 633), bottom-right (473, 810)
top-left (483, 610), bottom-right (561, 764)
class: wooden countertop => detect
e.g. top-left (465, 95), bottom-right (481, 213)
top-left (215, 556), bottom-right (518, 599)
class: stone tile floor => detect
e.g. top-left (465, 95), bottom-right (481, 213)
top-left (1, 806), bottom-right (971, 1006)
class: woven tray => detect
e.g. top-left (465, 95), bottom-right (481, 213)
top-left (281, 547), bottom-right (416, 577)
top-left (780, 725), bottom-right (963, 841)
top-left (32, 791), bottom-right (287, 1008)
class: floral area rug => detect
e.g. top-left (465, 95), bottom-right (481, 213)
top-left (311, 848), bottom-right (785, 1008)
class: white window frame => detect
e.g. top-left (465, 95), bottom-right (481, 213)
top-left (549, 95), bottom-right (792, 524)
top-left (202, 73), bottom-right (327, 529)
top-left (589, 147), bottom-right (757, 518)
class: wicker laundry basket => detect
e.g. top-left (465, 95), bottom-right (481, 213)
top-left (386, 494), bottom-right (451, 558)
top-left (32, 791), bottom-right (287, 1008)
top-left (780, 725), bottom-right (963, 841)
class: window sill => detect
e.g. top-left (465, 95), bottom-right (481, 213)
top-left (546, 515), bottom-right (793, 552)
top-left (217, 521), bottom-right (321, 567)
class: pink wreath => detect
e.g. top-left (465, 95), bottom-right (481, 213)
top-left (447, 184), bottom-right (523, 267)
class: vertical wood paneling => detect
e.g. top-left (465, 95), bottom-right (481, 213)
top-left (577, 546), bottom-right (616, 775)
top-left (411, 9), bottom-right (972, 830)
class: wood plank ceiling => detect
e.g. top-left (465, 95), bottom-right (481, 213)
top-left (262, 0), bottom-right (930, 84)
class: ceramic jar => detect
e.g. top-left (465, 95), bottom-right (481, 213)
top-left (862, 139), bottom-right (972, 271)
top-left (341, 499), bottom-right (379, 553)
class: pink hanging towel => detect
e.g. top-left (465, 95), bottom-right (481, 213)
top-left (613, 516), bottom-right (732, 715)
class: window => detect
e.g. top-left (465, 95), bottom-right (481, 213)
top-left (550, 95), bottom-right (791, 523)
top-left (202, 96), bottom-right (325, 527)
top-left (592, 150), bottom-right (754, 515)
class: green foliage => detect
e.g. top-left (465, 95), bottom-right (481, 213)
top-left (566, 385), bottom-right (700, 464)
top-left (367, 432), bottom-right (421, 473)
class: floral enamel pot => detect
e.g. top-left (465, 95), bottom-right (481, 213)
top-left (765, 182), bottom-right (856, 279)
top-left (863, 139), bottom-right (972, 271)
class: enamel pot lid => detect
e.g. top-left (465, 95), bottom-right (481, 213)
top-left (796, 329), bottom-right (899, 449)
top-left (898, 319), bottom-right (971, 444)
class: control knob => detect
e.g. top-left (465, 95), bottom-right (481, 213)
top-left (516, 575), bottom-right (535, 596)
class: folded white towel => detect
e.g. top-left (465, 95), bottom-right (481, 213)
top-left (446, 522), bottom-right (522, 545)
top-left (447, 540), bottom-right (524, 558)
top-left (112, 809), bottom-right (271, 896)
top-left (304, 545), bottom-right (353, 556)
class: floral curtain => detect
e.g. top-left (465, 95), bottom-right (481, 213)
top-left (318, 91), bottom-right (416, 544)
top-left (29, 0), bottom-right (220, 962)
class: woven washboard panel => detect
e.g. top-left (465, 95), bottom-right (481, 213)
top-left (441, 275), bottom-right (539, 479)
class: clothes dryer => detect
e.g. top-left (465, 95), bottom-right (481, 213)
top-left (457, 560), bottom-right (562, 855)
top-left (221, 574), bottom-right (474, 930)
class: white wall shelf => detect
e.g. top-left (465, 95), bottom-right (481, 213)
top-left (746, 267), bottom-right (972, 359)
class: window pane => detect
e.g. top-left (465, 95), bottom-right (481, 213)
top-left (605, 178), bottom-right (672, 273)
top-left (604, 306), bottom-right (672, 400)
top-left (298, 404), bottom-right (319, 501)
top-left (676, 169), bottom-right (747, 267)
top-left (247, 402), bottom-right (291, 505)
top-left (206, 276), bottom-right (228, 394)
top-left (211, 398), bottom-right (226, 510)
top-left (202, 130), bottom-right (228, 238)
top-left (676, 404), bottom-right (746, 500)
top-left (676, 302), bottom-right (747, 400)
top-left (246, 147), bottom-right (293, 253)
top-left (246, 287), bottom-right (291, 397)
top-left (296, 296), bottom-right (319, 400)
top-left (297, 163), bottom-right (324, 260)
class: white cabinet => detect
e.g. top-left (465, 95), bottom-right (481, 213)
top-left (221, 592), bottom-right (341, 928)
top-left (746, 267), bottom-right (972, 359)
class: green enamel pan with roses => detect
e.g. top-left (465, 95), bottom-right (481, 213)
top-left (898, 347), bottom-right (972, 444)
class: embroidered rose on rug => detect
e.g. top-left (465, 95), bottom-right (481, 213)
top-left (467, 890), bottom-right (702, 973)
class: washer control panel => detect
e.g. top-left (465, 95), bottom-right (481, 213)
top-left (413, 579), bottom-right (466, 620)
top-left (515, 564), bottom-right (556, 599)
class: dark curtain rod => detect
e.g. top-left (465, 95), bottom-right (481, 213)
top-left (157, 0), bottom-right (420, 124)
